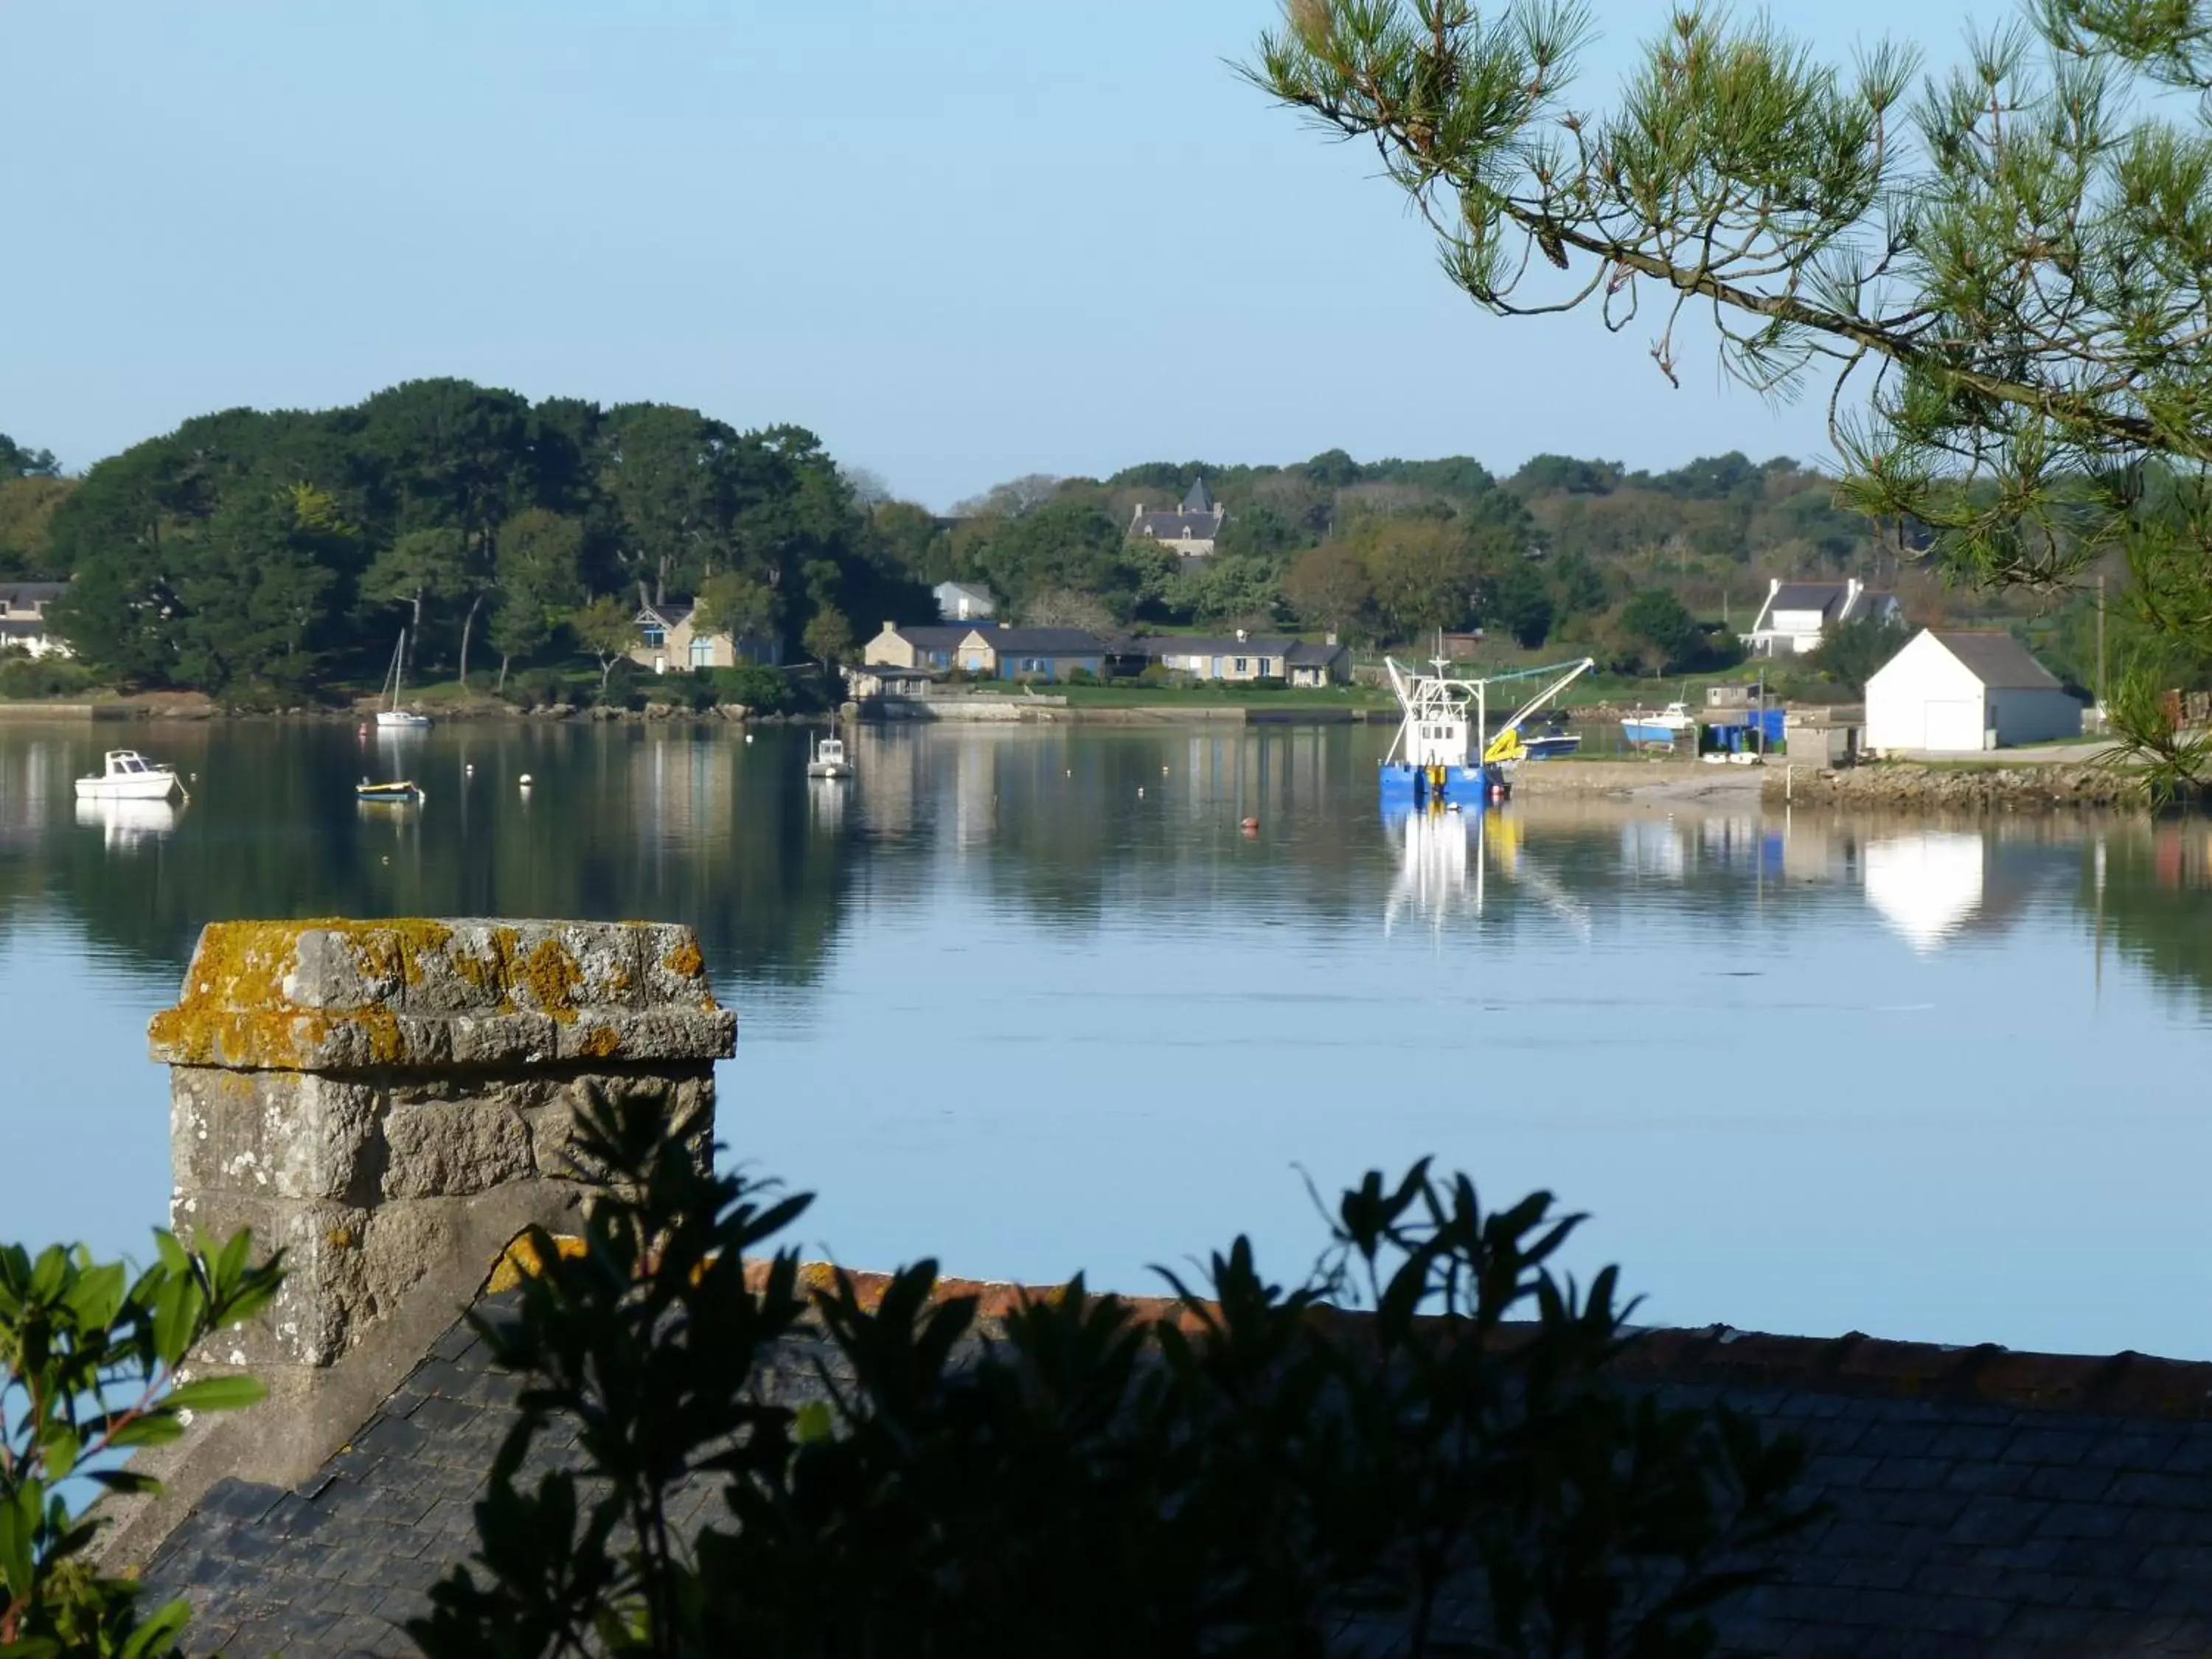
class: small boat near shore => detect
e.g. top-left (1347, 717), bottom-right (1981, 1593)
top-left (1621, 701), bottom-right (1697, 748)
top-left (1517, 726), bottom-right (1582, 761)
top-left (806, 736), bottom-right (853, 779)
top-left (74, 750), bottom-right (182, 801)
top-left (356, 778), bottom-right (423, 804)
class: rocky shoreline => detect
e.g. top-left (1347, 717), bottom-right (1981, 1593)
top-left (1763, 762), bottom-right (2140, 810)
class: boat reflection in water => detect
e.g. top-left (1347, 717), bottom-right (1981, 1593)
top-left (1385, 801), bottom-right (1484, 939)
top-left (1863, 831), bottom-right (1986, 953)
top-left (73, 796), bottom-right (181, 852)
top-left (1382, 801), bottom-right (1592, 942)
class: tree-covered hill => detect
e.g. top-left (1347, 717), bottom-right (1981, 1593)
top-left (26, 381), bottom-right (931, 698)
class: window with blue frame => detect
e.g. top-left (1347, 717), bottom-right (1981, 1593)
top-left (641, 625), bottom-right (666, 647)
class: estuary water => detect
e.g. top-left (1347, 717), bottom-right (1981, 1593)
top-left (1, 718), bottom-right (2208, 1360)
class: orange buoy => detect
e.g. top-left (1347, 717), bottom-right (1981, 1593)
top-left (1239, 816), bottom-right (1259, 832)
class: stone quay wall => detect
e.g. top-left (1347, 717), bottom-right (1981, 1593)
top-left (1764, 762), bottom-right (2138, 811)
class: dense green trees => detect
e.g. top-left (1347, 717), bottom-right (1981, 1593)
top-left (934, 442), bottom-right (1927, 664)
top-left (41, 383), bottom-right (930, 699)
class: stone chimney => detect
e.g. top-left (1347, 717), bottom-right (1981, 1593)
top-left (116, 918), bottom-right (734, 1550)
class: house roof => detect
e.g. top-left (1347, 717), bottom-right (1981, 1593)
top-left (1133, 510), bottom-right (1222, 543)
top-left (1181, 476), bottom-right (1214, 514)
top-left (0, 618), bottom-right (46, 639)
top-left (0, 581), bottom-right (65, 609)
top-left (970, 627), bottom-right (1107, 655)
top-left (877, 624), bottom-right (976, 650)
top-left (1927, 630), bottom-right (2066, 690)
top-left (636, 600), bottom-right (696, 627)
top-left (1130, 634), bottom-right (1300, 660)
top-left (1766, 582), bottom-right (1852, 616)
top-left (1284, 640), bottom-right (1349, 667)
top-left (138, 1265), bottom-right (2212, 1658)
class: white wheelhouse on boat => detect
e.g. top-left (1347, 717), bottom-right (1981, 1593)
top-left (73, 750), bottom-right (182, 802)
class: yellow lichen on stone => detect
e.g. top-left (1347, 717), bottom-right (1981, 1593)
top-left (519, 938), bottom-right (584, 1023)
top-left (347, 919), bottom-right (455, 992)
top-left (662, 938), bottom-right (705, 980)
top-left (577, 1024), bottom-right (621, 1060)
top-left (149, 920), bottom-right (320, 1068)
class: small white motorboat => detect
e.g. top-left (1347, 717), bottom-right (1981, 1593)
top-left (74, 750), bottom-right (181, 801)
top-left (375, 630), bottom-right (433, 731)
top-left (805, 735), bottom-right (853, 779)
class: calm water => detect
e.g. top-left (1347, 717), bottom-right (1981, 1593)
top-left (2, 719), bottom-right (2209, 1360)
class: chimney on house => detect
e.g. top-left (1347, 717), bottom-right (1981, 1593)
top-left (1325, 630), bottom-right (1339, 647)
top-left (135, 918), bottom-right (734, 1530)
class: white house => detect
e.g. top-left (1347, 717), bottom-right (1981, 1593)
top-left (1865, 629), bottom-right (2081, 753)
top-left (933, 581), bottom-right (995, 622)
top-left (1742, 577), bottom-right (1902, 656)
top-left (0, 582), bottom-right (69, 659)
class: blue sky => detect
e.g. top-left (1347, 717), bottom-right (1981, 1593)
top-left (5, 0), bottom-right (1996, 507)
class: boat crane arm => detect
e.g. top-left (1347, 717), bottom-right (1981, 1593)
top-left (1495, 657), bottom-right (1596, 734)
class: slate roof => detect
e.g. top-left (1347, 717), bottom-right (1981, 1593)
top-left (1133, 509), bottom-right (1222, 543)
top-left (0, 581), bottom-right (63, 616)
top-left (1766, 582), bottom-right (1853, 618)
top-left (635, 599), bottom-right (696, 627)
top-left (873, 623), bottom-right (975, 652)
top-left (1181, 476), bottom-right (1215, 514)
top-left (1930, 629), bottom-right (2067, 690)
top-left (974, 626), bottom-right (1107, 655)
top-left (140, 1267), bottom-right (2212, 1659)
top-left (0, 618), bottom-right (45, 640)
top-left (1130, 634), bottom-right (1302, 661)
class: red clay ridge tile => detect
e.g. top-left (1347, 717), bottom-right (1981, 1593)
top-left (731, 1265), bottom-right (2212, 1421)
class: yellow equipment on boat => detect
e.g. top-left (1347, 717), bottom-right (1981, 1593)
top-left (1483, 726), bottom-right (1526, 765)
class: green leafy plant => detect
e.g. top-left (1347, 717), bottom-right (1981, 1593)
top-left (413, 1093), bottom-right (1815, 1659)
top-left (0, 1231), bottom-right (283, 1657)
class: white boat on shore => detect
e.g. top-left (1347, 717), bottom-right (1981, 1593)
top-left (73, 750), bottom-right (181, 801)
top-left (375, 630), bottom-right (432, 730)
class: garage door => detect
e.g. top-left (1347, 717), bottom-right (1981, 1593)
top-left (1922, 698), bottom-right (1983, 751)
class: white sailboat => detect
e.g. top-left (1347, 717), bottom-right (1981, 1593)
top-left (376, 630), bottom-right (432, 730)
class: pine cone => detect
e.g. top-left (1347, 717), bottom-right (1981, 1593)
top-left (1537, 229), bottom-right (1568, 269)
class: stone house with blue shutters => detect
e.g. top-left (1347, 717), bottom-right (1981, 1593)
top-left (864, 621), bottom-right (1107, 682)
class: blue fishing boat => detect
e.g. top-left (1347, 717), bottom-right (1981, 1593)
top-left (1379, 656), bottom-right (1595, 806)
